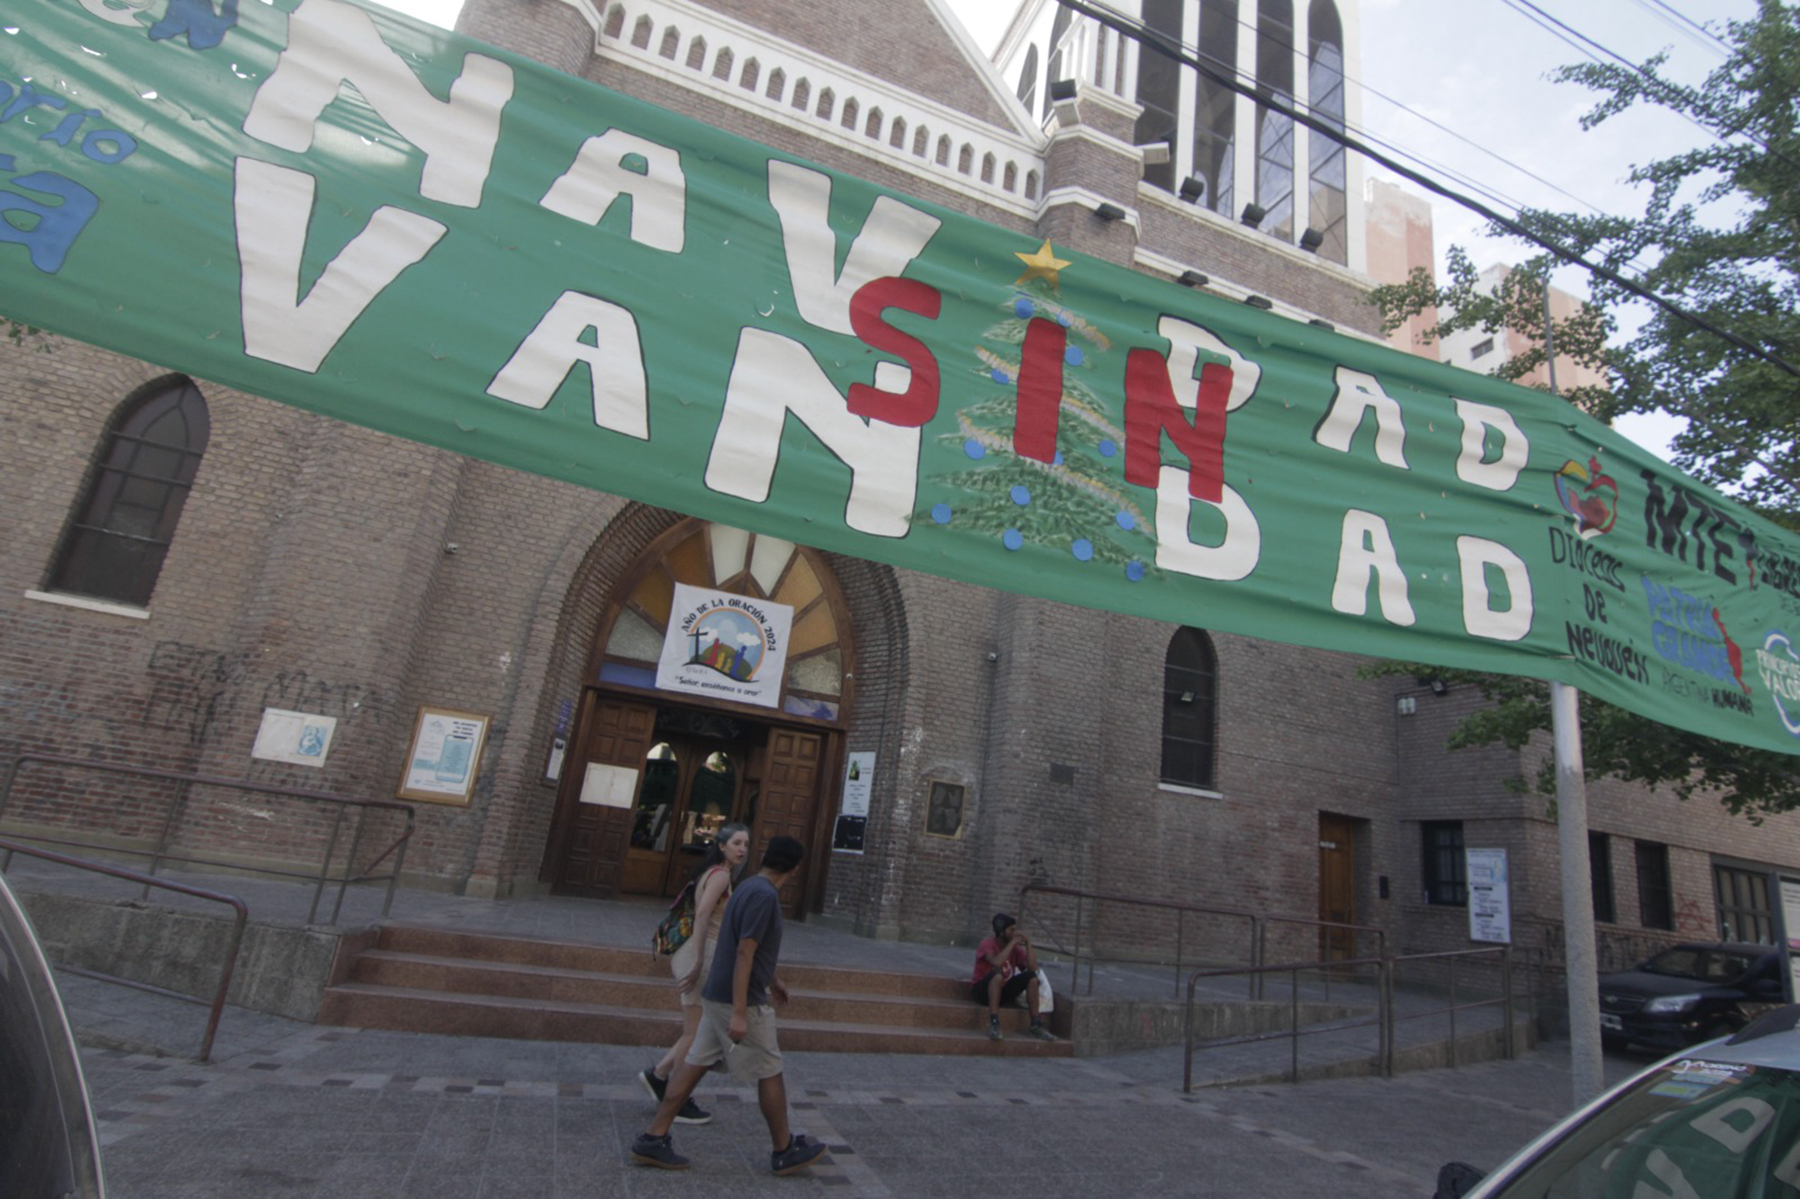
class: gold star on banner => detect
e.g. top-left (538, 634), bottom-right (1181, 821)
top-left (1014, 240), bottom-right (1072, 289)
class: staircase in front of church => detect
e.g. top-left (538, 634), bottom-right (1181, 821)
top-left (316, 925), bottom-right (1072, 1056)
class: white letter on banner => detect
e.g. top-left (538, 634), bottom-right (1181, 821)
top-left (487, 292), bottom-right (649, 438)
top-left (1454, 399), bottom-right (1529, 491)
top-left (767, 161), bottom-right (941, 335)
top-left (540, 130), bottom-right (685, 252)
top-left (242, 0), bottom-right (513, 207)
top-left (1157, 315), bottom-right (1260, 411)
top-left (706, 329), bottom-right (918, 537)
top-left (236, 158), bottom-right (446, 372)
top-left (1315, 367), bottom-right (1409, 468)
top-left (1458, 536), bottom-right (1533, 641)
top-left (1154, 466), bottom-right (1260, 581)
top-left (1332, 510), bottom-right (1415, 625)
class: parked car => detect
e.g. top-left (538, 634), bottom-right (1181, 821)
top-left (1598, 941), bottom-right (1787, 1050)
top-left (1436, 1004), bottom-right (1800, 1197)
top-left (0, 870), bottom-right (105, 1197)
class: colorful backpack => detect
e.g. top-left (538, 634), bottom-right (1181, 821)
top-left (652, 879), bottom-right (697, 955)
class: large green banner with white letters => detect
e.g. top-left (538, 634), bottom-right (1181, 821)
top-left (6, 0), bottom-right (1800, 752)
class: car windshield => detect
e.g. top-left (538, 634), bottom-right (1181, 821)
top-left (1493, 1058), bottom-right (1800, 1197)
top-left (1642, 947), bottom-right (1754, 982)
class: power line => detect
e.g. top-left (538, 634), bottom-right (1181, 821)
top-left (1642, 0), bottom-right (1733, 52)
top-left (1053, 0), bottom-right (1800, 384)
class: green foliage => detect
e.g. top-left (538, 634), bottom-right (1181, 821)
top-left (1366, 662), bottom-right (1800, 821)
top-left (1371, 0), bottom-right (1800, 514)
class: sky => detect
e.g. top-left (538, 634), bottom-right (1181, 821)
top-left (374, 0), bottom-right (1752, 461)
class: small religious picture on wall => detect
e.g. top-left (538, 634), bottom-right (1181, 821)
top-left (398, 706), bottom-right (490, 806)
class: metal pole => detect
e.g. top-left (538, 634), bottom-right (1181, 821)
top-left (1553, 681), bottom-right (1606, 1104)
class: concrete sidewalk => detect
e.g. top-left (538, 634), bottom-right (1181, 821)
top-left (62, 972), bottom-right (1646, 1199)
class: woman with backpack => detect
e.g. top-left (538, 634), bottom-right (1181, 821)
top-left (639, 822), bottom-right (750, 1123)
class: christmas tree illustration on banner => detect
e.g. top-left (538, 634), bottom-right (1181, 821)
top-left (922, 241), bottom-right (1160, 581)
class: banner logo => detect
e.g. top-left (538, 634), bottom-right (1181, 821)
top-left (1758, 631), bottom-right (1800, 737)
top-left (1554, 456), bottom-right (1618, 539)
top-left (655, 583), bottom-right (793, 709)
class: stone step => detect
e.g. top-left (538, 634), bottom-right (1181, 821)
top-left (347, 949), bottom-right (1005, 1031)
top-left (317, 981), bottom-right (1070, 1056)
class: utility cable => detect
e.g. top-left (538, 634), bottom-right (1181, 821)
top-left (1054, 0), bottom-right (1800, 383)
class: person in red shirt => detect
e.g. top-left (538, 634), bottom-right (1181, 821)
top-left (970, 912), bottom-right (1053, 1041)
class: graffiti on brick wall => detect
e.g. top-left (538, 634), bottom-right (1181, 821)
top-left (260, 670), bottom-right (385, 724)
top-left (1674, 896), bottom-right (1713, 937)
top-left (145, 641), bottom-right (250, 747)
top-left (1515, 916), bottom-right (1694, 983)
top-left (144, 643), bottom-right (387, 750)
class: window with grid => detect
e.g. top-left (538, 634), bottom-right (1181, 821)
top-left (1422, 821), bottom-right (1466, 906)
top-left (1589, 831), bottom-right (1616, 924)
top-left (48, 378), bottom-right (209, 608)
top-left (1161, 628), bottom-right (1217, 790)
top-left (1305, 0), bottom-right (1347, 263)
top-left (1636, 841), bottom-right (1673, 931)
top-left (1715, 863), bottom-right (1774, 944)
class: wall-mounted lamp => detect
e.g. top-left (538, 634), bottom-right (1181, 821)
top-left (1094, 202), bottom-right (1127, 222)
top-left (443, 543), bottom-right (461, 555)
top-left (1429, 678), bottom-right (1450, 696)
top-left (1308, 318), bottom-right (1334, 331)
top-left (1048, 77), bottom-right (1079, 128)
top-left (1243, 294), bottom-right (1273, 310)
top-left (1239, 201), bottom-right (1267, 228)
top-left (1299, 226), bottom-right (1325, 253)
top-left (1177, 690), bottom-right (1196, 705)
top-left (1178, 175), bottom-right (1206, 203)
top-left (1178, 270), bottom-right (1209, 288)
top-left (1139, 142), bottom-right (1172, 166)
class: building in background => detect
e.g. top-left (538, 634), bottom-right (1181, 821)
top-left (1363, 177), bottom-right (1440, 359)
top-left (0, 0), bottom-right (1792, 1032)
top-left (1439, 262), bottom-right (1611, 394)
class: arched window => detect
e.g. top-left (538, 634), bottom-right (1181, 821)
top-left (1161, 628), bottom-right (1217, 789)
top-left (1254, 0), bottom-right (1296, 242)
top-left (1015, 44), bottom-right (1040, 113)
top-left (49, 377), bottom-right (209, 608)
top-left (1134, 0), bottom-right (1183, 192)
top-left (1193, 0), bottom-right (1239, 215)
top-left (1043, 6), bottom-right (1074, 119)
top-left (1306, 0), bottom-right (1348, 263)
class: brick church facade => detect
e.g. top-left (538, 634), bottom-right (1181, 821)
top-left (2, 0), bottom-right (1795, 993)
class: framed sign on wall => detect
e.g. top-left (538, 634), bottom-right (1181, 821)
top-left (398, 706), bottom-right (490, 806)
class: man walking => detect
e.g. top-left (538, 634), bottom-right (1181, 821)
top-left (630, 835), bottom-right (830, 1175)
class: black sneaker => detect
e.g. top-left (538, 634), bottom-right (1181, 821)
top-left (638, 1067), bottom-right (667, 1104)
top-left (1027, 1021), bottom-right (1056, 1042)
top-left (987, 1015), bottom-right (1002, 1041)
top-left (771, 1133), bottom-right (829, 1175)
top-left (630, 1132), bottom-right (690, 1170)
top-left (673, 1097), bottom-right (712, 1125)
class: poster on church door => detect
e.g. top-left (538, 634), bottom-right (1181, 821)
top-left (655, 584), bottom-right (793, 709)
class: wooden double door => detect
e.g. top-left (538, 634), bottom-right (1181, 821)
top-left (545, 691), bottom-right (830, 914)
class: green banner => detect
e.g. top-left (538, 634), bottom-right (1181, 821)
top-left (6, 0), bottom-right (1800, 753)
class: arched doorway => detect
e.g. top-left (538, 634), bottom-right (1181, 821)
top-left (542, 520), bottom-right (852, 914)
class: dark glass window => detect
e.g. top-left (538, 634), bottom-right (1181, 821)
top-left (1254, 0), bottom-right (1295, 241)
top-left (1015, 45), bottom-right (1039, 114)
top-left (1715, 863), bottom-right (1774, 944)
top-left (1161, 628), bottom-right (1218, 789)
top-left (1422, 821), bottom-right (1466, 906)
top-left (1043, 7), bottom-right (1073, 120)
top-left (1134, 0), bottom-right (1184, 191)
top-left (1305, 0), bottom-right (1346, 263)
top-left (1192, 0), bottom-right (1239, 216)
top-left (1590, 832), bottom-right (1616, 924)
top-left (48, 379), bottom-right (209, 608)
top-left (1636, 840), bottom-right (1673, 931)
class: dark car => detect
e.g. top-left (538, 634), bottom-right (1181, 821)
top-left (1598, 941), bottom-right (1788, 1050)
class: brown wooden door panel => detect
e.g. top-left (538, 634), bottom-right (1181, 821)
top-left (552, 695), bottom-right (656, 898)
top-left (756, 728), bottom-right (822, 915)
top-left (1318, 812), bottom-right (1358, 962)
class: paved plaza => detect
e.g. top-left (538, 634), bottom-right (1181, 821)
top-left (61, 972), bottom-right (1645, 1199)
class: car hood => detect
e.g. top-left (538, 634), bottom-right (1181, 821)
top-left (1598, 968), bottom-right (1735, 998)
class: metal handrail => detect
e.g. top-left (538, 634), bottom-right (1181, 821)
top-left (1017, 882), bottom-right (1385, 1001)
top-left (0, 753), bottom-right (415, 923)
top-left (1182, 945), bottom-right (1517, 1092)
top-left (0, 837), bottom-right (247, 1062)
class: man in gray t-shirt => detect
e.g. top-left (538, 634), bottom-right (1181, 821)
top-left (631, 835), bottom-right (830, 1177)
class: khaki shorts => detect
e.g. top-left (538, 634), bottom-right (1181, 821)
top-left (668, 937), bottom-right (705, 1008)
top-left (686, 998), bottom-right (783, 1082)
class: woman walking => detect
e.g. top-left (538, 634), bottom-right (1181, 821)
top-left (639, 823), bottom-right (750, 1123)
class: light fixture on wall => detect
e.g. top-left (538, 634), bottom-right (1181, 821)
top-left (1178, 175), bottom-right (1206, 203)
top-left (1243, 294), bottom-right (1273, 310)
top-left (1139, 142), bottom-right (1172, 167)
top-left (1308, 318), bottom-right (1334, 330)
top-left (1299, 226), bottom-right (1325, 252)
top-left (1048, 77), bottom-right (1079, 127)
top-left (1178, 270), bottom-right (1209, 288)
top-left (1239, 202), bottom-right (1267, 228)
top-left (1094, 202), bottom-right (1127, 222)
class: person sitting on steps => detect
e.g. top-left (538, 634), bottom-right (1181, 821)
top-left (970, 912), bottom-right (1054, 1041)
